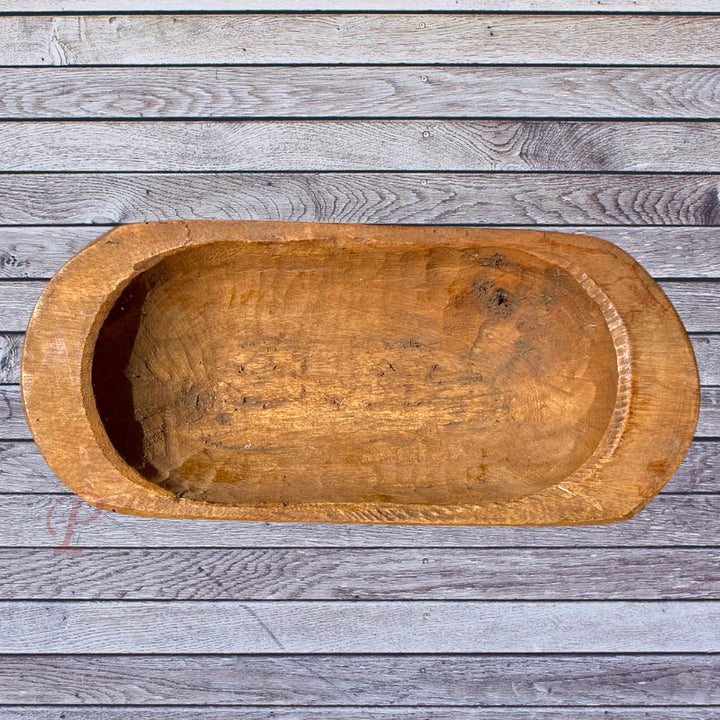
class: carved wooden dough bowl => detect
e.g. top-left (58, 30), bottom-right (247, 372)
top-left (21, 221), bottom-right (699, 525)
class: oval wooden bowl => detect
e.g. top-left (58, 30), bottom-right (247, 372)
top-left (21, 221), bottom-right (699, 525)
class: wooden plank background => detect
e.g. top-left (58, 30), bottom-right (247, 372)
top-left (0, 2), bottom-right (719, 718)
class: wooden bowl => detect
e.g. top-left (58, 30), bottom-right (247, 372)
top-left (21, 221), bottom-right (699, 525)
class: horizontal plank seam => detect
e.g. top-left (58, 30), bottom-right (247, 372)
top-left (3, 223), bottom-right (720, 229)
top-left (7, 117), bottom-right (720, 123)
top-left (0, 704), bottom-right (719, 710)
top-left (4, 8), bottom-right (720, 14)
top-left (1, 706), bottom-right (720, 713)
top-left (4, 545), bottom-right (720, 551)
top-left (6, 169), bottom-right (720, 176)
top-left (4, 62), bottom-right (720, 68)
top-left (5, 596), bottom-right (720, 602)
top-left (4, 63), bottom-right (720, 69)
top-left (2, 650), bottom-right (720, 655)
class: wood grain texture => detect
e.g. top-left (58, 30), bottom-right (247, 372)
top-left (3, 226), bottom-right (720, 280)
top-left (9, 329), bottom-right (720, 388)
top-left (20, 221), bottom-right (699, 524)
top-left (2, 15), bottom-right (720, 66)
top-left (701, 385), bottom-right (720, 435)
top-left (0, 4), bottom-right (716, 717)
top-left (4, 548), bottom-right (720, 599)
top-left (7, 120), bottom-right (720, 172)
top-left (3, 494), bottom-right (720, 547)
top-left (2, 173), bottom-right (720, 226)
top-left (3, 710), bottom-right (720, 720)
top-left (0, 284), bottom-right (42, 332)
top-left (4, 0), bottom-right (720, 10)
top-left (1, 654), bottom-right (719, 705)
top-left (0, 386), bottom-right (31, 438)
top-left (690, 335), bottom-right (720, 384)
top-left (1, 438), bottom-right (717, 494)
top-left (0, 226), bottom-right (96, 279)
top-left (0, 441), bottom-right (57, 491)
top-left (8, 332), bottom-right (720, 388)
top-left (0, 333), bottom-right (22, 383)
top-left (3, 280), bottom-right (717, 334)
top-left (4, 66), bottom-right (720, 119)
top-left (1, 600), bottom-right (719, 652)
top-left (3, 356), bottom-right (716, 457)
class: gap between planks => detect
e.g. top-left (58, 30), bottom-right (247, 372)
top-left (4, 0), bottom-right (720, 11)
top-left (0, 709), bottom-right (719, 720)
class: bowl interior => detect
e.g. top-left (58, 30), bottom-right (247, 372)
top-left (91, 239), bottom-right (619, 506)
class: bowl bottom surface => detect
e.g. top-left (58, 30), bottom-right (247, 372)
top-left (91, 240), bottom-right (619, 506)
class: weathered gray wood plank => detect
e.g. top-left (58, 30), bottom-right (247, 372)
top-left (2, 173), bottom-right (720, 226)
top-left (0, 437), bottom-right (717, 494)
top-left (4, 67), bottom-right (720, 120)
top-left (2, 330), bottom-right (717, 386)
top-left (4, 0), bottom-right (720, 10)
top-left (2, 15), bottom-right (720, 66)
top-left (0, 654), bottom-right (718, 705)
top-left (2, 710), bottom-right (720, 720)
top-left (3, 278), bottom-right (717, 334)
top-left (1, 374), bottom-right (718, 439)
top-left (700, 384), bottom-right (720, 434)
top-left (9, 66), bottom-right (720, 120)
top-left (0, 284), bottom-right (42, 333)
top-left (7, 120), bottom-right (720, 172)
top-left (0, 386), bottom-right (30, 437)
top-left (3, 226), bottom-right (720, 280)
top-left (0, 226), bottom-right (96, 278)
top-left (0, 333), bottom-right (22, 383)
top-left (2, 494), bottom-right (720, 548)
top-left (666, 440), bottom-right (720, 492)
top-left (4, 548), bottom-right (720, 600)
top-left (1, 600), bottom-right (719, 652)
top-left (0, 442), bottom-right (56, 491)
top-left (690, 335), bottom-right (720, 385)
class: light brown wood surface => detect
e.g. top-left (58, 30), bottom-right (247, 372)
top-left (21, 221), bottom-right (699, 524)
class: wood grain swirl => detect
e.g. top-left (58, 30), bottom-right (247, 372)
top-left (1, 173), bottom-right (720, 226)
top-left (5, 121), bottom-right (720, 172)
top-left (2, 15), bottom-right (720, 66)
top-left (2, 67), bottom-right (720, 119)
